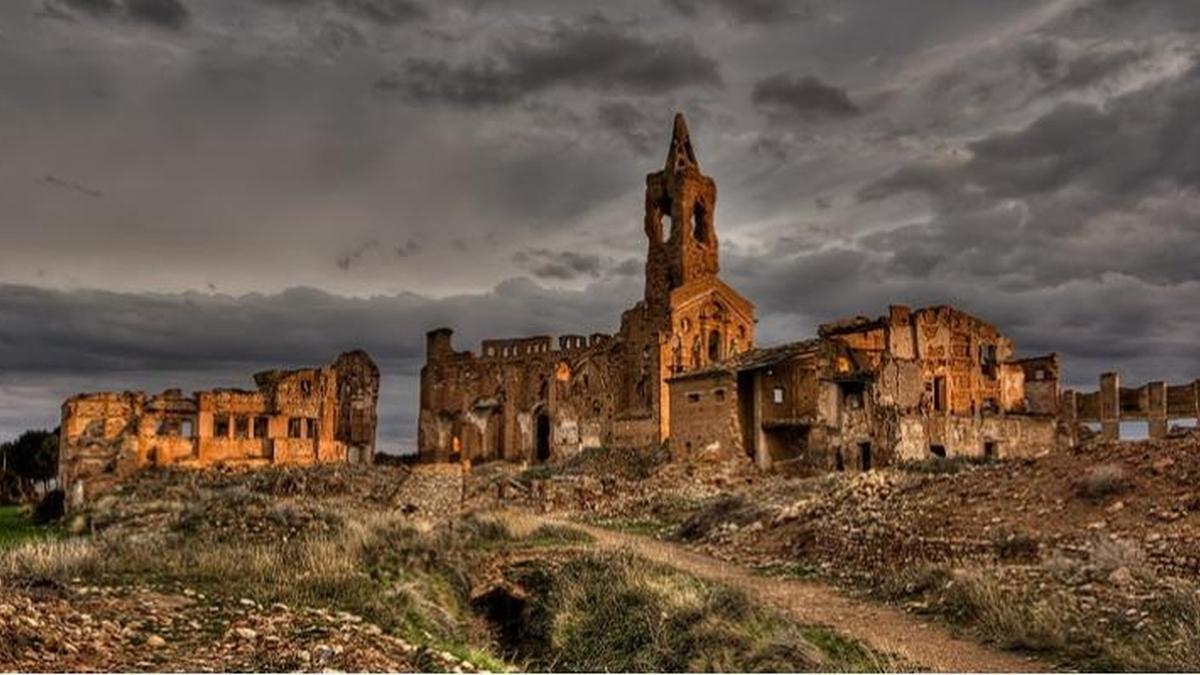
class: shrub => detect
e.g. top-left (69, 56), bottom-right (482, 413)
top-left (1076, 464), bottom-right (1129, 501)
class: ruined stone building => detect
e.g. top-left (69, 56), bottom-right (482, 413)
top-left (59, 350), bottom-right (379, 505)
top-left (1062, 372), bottom-right (1200, 443)
top-left (419, 114), bottom-right (756, 463)
top-left (669, 305), bottom-right (1063, 472)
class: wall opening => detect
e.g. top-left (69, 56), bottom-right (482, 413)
top-left (858, 442), bottom-right (872, 471)
top-left (535, 411), bottom-right (551, 463)
top-left (288, 417), bottom-right (302, 439)
top-left (930, 444), bottom-right (947, 458)
top-left (835, 449), bottom-right (845, 471)
top-left (984, 440), bottom-right (998, 459)
top-left (235, 416), bottom-right (250, 440)
top-left (180, 418), bottom-right (194, 439)
top-left (254, 416), bottom-right (269, 439)
top-left (933, 377), bottom-right (946, 412)
top-left (772, 386), bottom-right (785, 404)
top-left (214, 415), bottom-right (231, 439)
top-left (707, 329), bottom-right (721, 362)
top-left (692, 201), bottom-right (707, 243)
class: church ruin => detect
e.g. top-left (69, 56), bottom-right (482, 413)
top-left (418, 113), bottom-right (1072, 471)
top-left (418, 114), bottom-right (755, 463)
top-left (59, 350), bottom-right (379, 506)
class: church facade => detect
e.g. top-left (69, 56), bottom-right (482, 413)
top-left (417, 114), bottom-right (755, 463)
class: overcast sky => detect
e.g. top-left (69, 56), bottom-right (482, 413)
top-left (3, 0), bottom-right (1200, 451)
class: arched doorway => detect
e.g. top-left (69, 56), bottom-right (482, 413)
top-left (535, 411), bottom-right (551, 462)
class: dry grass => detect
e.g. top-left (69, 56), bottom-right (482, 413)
top-left (1075, 463), bottom-right (1130, 501)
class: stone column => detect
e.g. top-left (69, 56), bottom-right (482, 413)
top-left (1060, 389), bottom-right (1078, 447)
top-left (1147, 381), bottom-right (1168, 439)
top-left (1099, 372), bottom-right (1120, 441)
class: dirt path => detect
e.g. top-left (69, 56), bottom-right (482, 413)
top-left (553, 519), bottom-right (1048, 673)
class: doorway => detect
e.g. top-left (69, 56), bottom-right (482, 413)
top-left (858, 442), bottom-right (872, 471)
top-left (535, 411), bottom-right (551, 462)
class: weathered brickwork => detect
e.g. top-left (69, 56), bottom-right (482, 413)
top-left (418, 114), bottom-right (756, 463)
top-left (59, 350), bottom-right (379, 506)
top-left (670, 305), bottom-right (1062, 472)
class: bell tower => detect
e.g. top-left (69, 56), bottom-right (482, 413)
top-left (643, 113), bottom-right (719, 309)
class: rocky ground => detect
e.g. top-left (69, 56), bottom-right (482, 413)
top-left (541, 436), bottom-right (1200, 670)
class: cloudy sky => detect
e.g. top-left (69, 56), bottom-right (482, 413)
top-left (3, 0), bottom-right (1200, 450)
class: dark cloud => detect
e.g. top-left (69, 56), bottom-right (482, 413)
top-left (60, 0), bottom-right (118, 16)
top-left (513, 249), bottom-right (619, 280)
top-left (336, 240), bottom-right (380, 271)
top-left (126, 0), bottom-right (189, 29)
top-left (39, 174), bottom-right (102, 198)
top-left (663, 0), bottom-right (809, 24)
top-left (380, 17), bottom-right (722, 107)
top-left (335, 0), bottom-right (427, 25)
top-left (595, 101), bottom-right (657, 154)
top-left (751, 73), bottom-right (858, 120)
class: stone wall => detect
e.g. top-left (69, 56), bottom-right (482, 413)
top-left (59, 350), bottom-right (380, 507)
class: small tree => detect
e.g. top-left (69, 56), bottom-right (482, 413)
top-left (2, 428), bottom-right (59, 493)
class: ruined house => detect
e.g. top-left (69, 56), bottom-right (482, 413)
top-left (419, 113), bottom-right (756, 463)
top-left (668, 305), bottom-right (1063, 471)
top-left (59, 350), bottom-right (379, 506)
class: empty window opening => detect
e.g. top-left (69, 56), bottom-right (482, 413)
top-left (984, 441), bottom-right (998, 459)
top-left (715, 388), bottom-right (726, 402)
top-left (930, 444), bottom-right (947, 458)
top-left (772, 386), bottom-right (785, 404)
top-left (180, 418), bottom-right (194, 439)
top-left (933, 377), bottom-right (947, 412)
top-left (661, 213), bottom-right (673, 243)
top-left (288, 417), bottom-right (303, 439)
top-left (859, 442), bottom-right (872, 471)
top-left (300, 379), bottom-right (313, 395)
top-left (234, 416), bottom-right (250, 439)
top-left (687, 392), bottom-right (701, 403)
top-left (214, 415), bottom-right (231, 438)
top-left (254, 416), bottom-right (269, 439)
top-left (835, 450), bottom-right (845, 472)
top-left (535, 412), bottom-right (551, 462)
top-left (307, 418), bottom-right (319, 440)
top-left (841, 381), bottom-right (865, 410)
top-left (1034, 368), bottom-right (1046, 381)
top-left (692, 201), bottom-right (708, 243)
top-left (981, 397), bottom-right (999, 414)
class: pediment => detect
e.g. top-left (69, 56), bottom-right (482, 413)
top-left (668, 277), bottom-right (756, 326)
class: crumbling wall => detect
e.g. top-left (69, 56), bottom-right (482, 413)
top-left (1063, 372), bottom-right (1200, 442)
top-left (59, 351), bottom-right (380, 507)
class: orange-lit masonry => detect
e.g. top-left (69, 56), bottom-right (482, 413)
top-left (59, 350), bottom-right (379, 506)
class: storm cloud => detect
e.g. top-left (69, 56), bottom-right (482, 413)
top-left (4, 0), bottom-right (1200, 450)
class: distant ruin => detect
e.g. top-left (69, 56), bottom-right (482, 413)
top-left (1063, 373), bottom-right (1200, 442)
top-left (59, 350), bottom-right (379, 506)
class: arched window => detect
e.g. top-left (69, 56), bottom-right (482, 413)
top-left (708, 329), bottom-right (721, 362)
top-left (692, 200), bottom-right (707, 243)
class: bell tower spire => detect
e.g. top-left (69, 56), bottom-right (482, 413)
top-left (642, 112), bottom-right (719, 307)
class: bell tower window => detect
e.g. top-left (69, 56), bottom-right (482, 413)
top-left (692, 201), bottom-right (707, 243)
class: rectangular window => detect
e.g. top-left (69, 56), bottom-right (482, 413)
top-left (300, 379), bottom-right (313, 395)
top-left (933, 377), bottom-right (946, 412)
top-left (307, 418), bottom-right (319, 439)
top-left (288, 417), bottom-right (302, 439)
top-left (254, 416), bottom-right (270, 439)
top-left (687, 392), bottom-right (701, 403)
top-left (214, 415), bottom-right (231, 438)
top-left (180, 418), bottom-right (194, 439)
top-left (234, 416), bottom-right (250, 439)
top-left (714, 389), bottom-right (726, 402)
top-left (772, 386), bottom-right (785, 404)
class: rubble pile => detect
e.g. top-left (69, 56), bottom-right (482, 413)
top-left (0, 581), bottom-right (474, 672)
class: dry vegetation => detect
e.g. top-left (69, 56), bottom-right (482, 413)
top-left (566, 435), bottom-right (1200, 671)
top-left (1, 466), bottom-right (889, 672)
